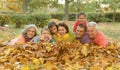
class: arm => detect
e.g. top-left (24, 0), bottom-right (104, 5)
top-left (16, 35), bottom-right (25, 43)
top-left (73, 21), bottom-right (79, 32)
top-left (98, 38), bottom-right (108, 48)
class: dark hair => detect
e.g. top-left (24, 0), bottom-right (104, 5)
top-left (77, 12), bottom-right (86, 19)
top-left (48, 22), bottom-right (58, 30)
top-left (58, 22), bottom-right (69, 33)
top-left (78, 24), bottom-right (87, 32)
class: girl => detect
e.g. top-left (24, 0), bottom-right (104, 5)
top-left (73, 12), bottom-right (88, 32)
top-left (34, 27), bottom-right (54, 43)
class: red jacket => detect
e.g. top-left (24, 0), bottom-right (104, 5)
top-left (73, 20), bottom-right (88, 32)
top-left (93, 31), bottom-right (108, 48)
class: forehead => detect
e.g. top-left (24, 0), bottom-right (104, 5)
top-left (42, 30), bottom-right (50, 32)
top-left (51, 26), bottom-right (57, 29)
top-left (77, 26), bottom-right (84, 31)
top-left (58, 26), bottom-right (65, 29)
top-left (79, 15), bottom-right (86, 17)
top-left (28, 27), bottom-right (35, 31)
top-left (87, 26), bottom-right (96, 30)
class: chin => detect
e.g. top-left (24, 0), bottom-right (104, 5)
top-left (28, 36), bottom-right (33, 38)
top-left (91, 37), bottom-right (94, 39)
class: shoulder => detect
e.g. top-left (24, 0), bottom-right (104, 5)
top-left (74, 21), bottom-right (79, 24)
top-left (33, 36), bottom-right (39, 41)
top-left (97, 31), bottom-right (107, 38)
top-left (34, 36), bottom-right (39, 39)
top-left (18, 34), bottom-right (24, 38)
top-left (81, 33), bottom-right (91, 41)
top-left (94, 31), bottom-right (108, 41)
top-left (17, 34), bottom-right (25, 41)
top-left (50, 38), bottom-right (55, 43)
top-left (33, 36), bottom-right (39, 42)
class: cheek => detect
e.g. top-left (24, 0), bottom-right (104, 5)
top-left (27, 32), bottom-right (31, 36)
top-left (31, 32), bottom-right (35, 37)
top-left (63, 30), bottom-right (67, 34)
top-left (53, 30), bottom-right (57, 32)
top-left (88, 31), bottom-right (93, 36)
top-left (58, 31), bottom-right (62, 34)
top-left (78, 19), bottom-right (81, 21)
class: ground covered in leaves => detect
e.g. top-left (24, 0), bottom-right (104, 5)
top-left (0, 40), bottom-right (120, 70)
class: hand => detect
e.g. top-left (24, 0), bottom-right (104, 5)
top-left (39, 36), bottom-right (44, 42)
top-left (44, 35), bottom-right (52, 43)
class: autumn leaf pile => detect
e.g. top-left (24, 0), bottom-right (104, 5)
top-left (0, 40), bottom-right (120, 70)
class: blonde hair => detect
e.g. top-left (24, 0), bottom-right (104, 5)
top-left (41, 27), bottom-right (50, 34)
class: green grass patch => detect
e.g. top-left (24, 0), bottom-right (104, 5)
top-left (98, 22), bottom-right (120, 41)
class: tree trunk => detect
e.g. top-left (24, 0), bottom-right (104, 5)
top-left (113, 8), bottom-right (117, 22)
top-left (64, 0), bottom-right (69, 20)
top-left (16, 23), bottom-right (22, 28)
top-left (77, 0), bottom-right (80, 12)
top-left (23, 0), bottom-right (30, 12)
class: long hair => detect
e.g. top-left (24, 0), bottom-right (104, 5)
top-left (21, 24), bottom-right (38, 38)
top-left (58, 22), bottom-right (69, 33)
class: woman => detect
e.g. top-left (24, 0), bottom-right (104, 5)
top-left (54, 22), bottom-right (74, 42)
top-left (8, 24), bottom-right (38, 45)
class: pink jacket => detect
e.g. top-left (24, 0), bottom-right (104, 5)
top-left (10, 35), bottom-right (25, 45)
top-left (93, 31), bottom-right (108, 48)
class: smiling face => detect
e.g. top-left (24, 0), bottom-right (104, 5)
top-left (78, 15), bottom-right (86, 22)
top-left (87, 26), bottom-right (97, 39)
top-left (76, 26), bottom-right (85, 38)
top-left (41, 30), bottom-right (51, 42)
top-left (26, 27), bottom-right (36, 38)
top-left (50, 26), bottom-right (57, 35)
top-left (58, 26), bottom-right (67, 36)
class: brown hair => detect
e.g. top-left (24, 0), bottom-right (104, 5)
top-left (78, 24), bottom-right (87, 32)
top-left (58, 22), bottom-right (69, 33)
top-left (77, 12), bottom-right (86, 19)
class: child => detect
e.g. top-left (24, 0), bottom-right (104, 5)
top-left (73, 12), bottom-right (88, 32)
top-left (48, 22), bottom-right (58, 41)
top-left (54, 22), bottom-right (72, 42)
top-left (48, 22), bottom-right (58, 35)
top-left (34, 27), bottom-right (54, 43)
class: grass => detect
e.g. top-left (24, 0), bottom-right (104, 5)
top-left (0, 22), bottom-right (120, 42)
top-left (97, 22), bottom-right (120, 41)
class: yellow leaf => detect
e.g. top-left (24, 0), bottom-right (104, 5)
top-left (106, 66), bottom-right (113, 70)
top-left (22, 66), bottom-right (30, 70)
top-left (45, 61), bottom-right (57, 70)
top-left (90, 65), bottom-right (101, 70)
top-left (32, 58), bottom-right (40, 64)
top-left (39, 57), bottom-right (44, 64)
top-left (81, 46), bottom-right (88, 56)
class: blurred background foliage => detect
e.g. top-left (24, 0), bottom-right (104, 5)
top-left (0, 0), bottom-right (120, 28)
